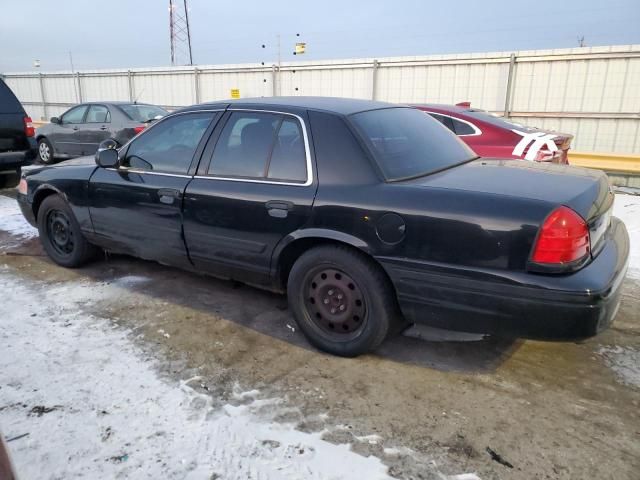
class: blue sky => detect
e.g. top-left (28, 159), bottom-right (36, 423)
top-left (1, 0), bottom-right (639, 72)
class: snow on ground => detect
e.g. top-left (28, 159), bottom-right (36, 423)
top-left (613, 194), bottom-right (640, 279)
top-left (0, 195), bottom-right (38, 238)
top-left (597, 346), bottom-right (640, 389)
top-left (0, 269), bottom-right (479, 480)
top-left (0, 270), bottom-right (393, 480)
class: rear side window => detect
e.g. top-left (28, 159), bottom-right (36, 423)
top-left (350, 107), bottom-right (475, 181)
top-left (62, 105), bottom-right (88, 124)
top-left (267, 118), bottom-right (306, 182)
top-left (451, 117), bottom-right (476, 135)
top-left (427, 112), bottom-right (455, 132)
top-left (123, 112), bottom-right (214, 174)
top-left (86, 105), bottom-right (110, 123)
top-left (0, 79), bottom-right (24, 113)
top-left (208, 111), bottom-right (308, 183)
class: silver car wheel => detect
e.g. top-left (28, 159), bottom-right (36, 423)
top-left (39, 141), bottom-right (50, 162)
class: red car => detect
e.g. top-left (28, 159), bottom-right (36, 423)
top-left (413, 102), bottom-right (573, 164)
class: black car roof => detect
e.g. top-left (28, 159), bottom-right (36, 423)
top-left (188, 96), bottom-right (399, 115)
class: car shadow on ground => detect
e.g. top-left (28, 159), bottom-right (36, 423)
top-left (2, 235), bottom-right (523, 374)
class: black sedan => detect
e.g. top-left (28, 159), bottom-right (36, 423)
top-left (35, 102), bottom-right (167, 164)
top-left (16, 97), bottom-right (629, 357)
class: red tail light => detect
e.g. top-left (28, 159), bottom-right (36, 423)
top-left (532, 206), bottom-right (590, 264)
top-left (24, 116), bottom-right (35, 137)
top-left (133, 126), bottom-right (145, 135)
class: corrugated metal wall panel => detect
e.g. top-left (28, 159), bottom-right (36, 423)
top-left (3, 45), bottom-right (639, 153)
top-left (82, 74), bottom-right (130, 102)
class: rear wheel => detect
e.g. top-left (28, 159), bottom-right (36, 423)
top-left (37, 195), bottom-right (98, 267)
top-left (287, 245), bottom-right (400, 357)
top-left (37, 138), bottom-right (54, 164)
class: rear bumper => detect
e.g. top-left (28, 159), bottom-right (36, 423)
top-left (379, 217), bottom-right (630, 340)
top-left (0, 139), bottom-right (37, 172)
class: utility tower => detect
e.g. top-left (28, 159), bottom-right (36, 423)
top-left (169, 0), bottom-right (194, 66)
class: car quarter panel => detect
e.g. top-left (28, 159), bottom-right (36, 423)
top-left (19, 161), bottom-right (97, 231)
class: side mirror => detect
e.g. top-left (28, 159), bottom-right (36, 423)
top-left (50, 117), bottom-right (60, 124)
top-left (95, 148), bottom-right (119, 168)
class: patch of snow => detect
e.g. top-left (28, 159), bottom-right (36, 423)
top-left (0, 195), bottom-right (38, 238)
top-left (113, 275), bottom-right (152, 286)
top-left (597, 345), bottom-right (640, 388)
top-left (0, 272), bottom-right (392, 480)
top-left (613, 194), bottom-right (640, 279)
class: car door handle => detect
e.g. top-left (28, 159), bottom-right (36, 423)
top-left (158, 188), bottom-right (182, 204)
top-left (100, 126), bottom-right (107, 131)
top-left (72, 127), bottom-right (79, 131)
top-left (265, 200), bottom-right (293, 218)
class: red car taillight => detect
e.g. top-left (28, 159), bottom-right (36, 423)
top-left (133, 126), bottom-right (145, 135)
top-left (532, 206), bottom-right (590, 264)
top-left (24, 116), bottom-right (35, 137)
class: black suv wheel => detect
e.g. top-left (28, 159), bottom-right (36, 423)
top-left (287, 245), bottom-right (400, 357)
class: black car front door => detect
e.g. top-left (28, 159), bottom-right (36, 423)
top-left (88, 111), bottom-right (219, 266)
top-left (182, 109), bottom-right (317, 286)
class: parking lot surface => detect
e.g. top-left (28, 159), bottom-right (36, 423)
top-left (0, 189), bottom-right (639, 480)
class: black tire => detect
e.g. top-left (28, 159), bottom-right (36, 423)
top-left (37, 137), bottom-right (55, 164)
top-left (37, 194), bottom-right (98, 267)
top-left (0, 175), bottom-right (10, 189)
top-left (287, 245), bottom-right (400, 357)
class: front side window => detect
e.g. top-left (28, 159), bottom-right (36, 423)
top-left (350, 107), bottom-right (476, 181)
top-left (208, 111), bottom-right (307, 183)
top-left (86, 105), bottom-right (110, 123)
top-left (123, 112), bottom-right (214, 174)
top-left (62, 105), bottom-right (88, 124)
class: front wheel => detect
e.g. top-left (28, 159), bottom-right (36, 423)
top-left (287, 245), bottom-right (401, 357)
top-left (37, 138), bottom-right (55, 164)
top-left (37, 195), bottom-right (98, 267)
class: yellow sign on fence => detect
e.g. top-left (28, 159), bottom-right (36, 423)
top-left (230, 88), bottom-right (240, 99)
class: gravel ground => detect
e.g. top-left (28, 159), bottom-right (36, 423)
top-left (0, 191), bottom-right (638, 480)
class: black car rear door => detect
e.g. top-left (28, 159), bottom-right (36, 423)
top-left (182, 109), bottom-right (317, 286)
top-left (88, 110), bottom-right (220, 266)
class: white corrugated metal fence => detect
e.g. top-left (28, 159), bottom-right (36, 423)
top-left (3, 45), bottom-right (639, 154)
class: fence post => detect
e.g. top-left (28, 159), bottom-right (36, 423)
top-left (194, 67), bottom-right (200, 104)
top-left (76, 72), bottom-right (83, 102)
top-left (127, 70), bottom-right (134, 101)
top-left (371, 59), bottom-right (379, 100)
top-left (271, 65), bottom-right (277, 96)
top-left (503, 53), bottom-right (516, 117)
top-left (38, 73), bottom-right (48, 120)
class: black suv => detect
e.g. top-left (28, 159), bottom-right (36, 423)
top-left (0, 79), bottom-right (36, 187)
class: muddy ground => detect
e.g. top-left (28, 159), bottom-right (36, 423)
top-left (1, 186), bottom-right (639, 479)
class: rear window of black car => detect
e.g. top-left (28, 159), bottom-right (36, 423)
top-left (118, 104), bottom-right (168, 123)
top-left (350, 107), bottom-right (476, 181)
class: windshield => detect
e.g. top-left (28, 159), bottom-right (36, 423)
top-left (118, 104), bottom-right (168, 123)
top-left (350, 107), bottom-right (476, 181)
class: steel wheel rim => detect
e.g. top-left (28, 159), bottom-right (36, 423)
top-left (303, 267), bottom-right (367, 341)
top-left (46, 209), bottom-right (74, 256)
top-left (39, 142), bottom-right (50, 162)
